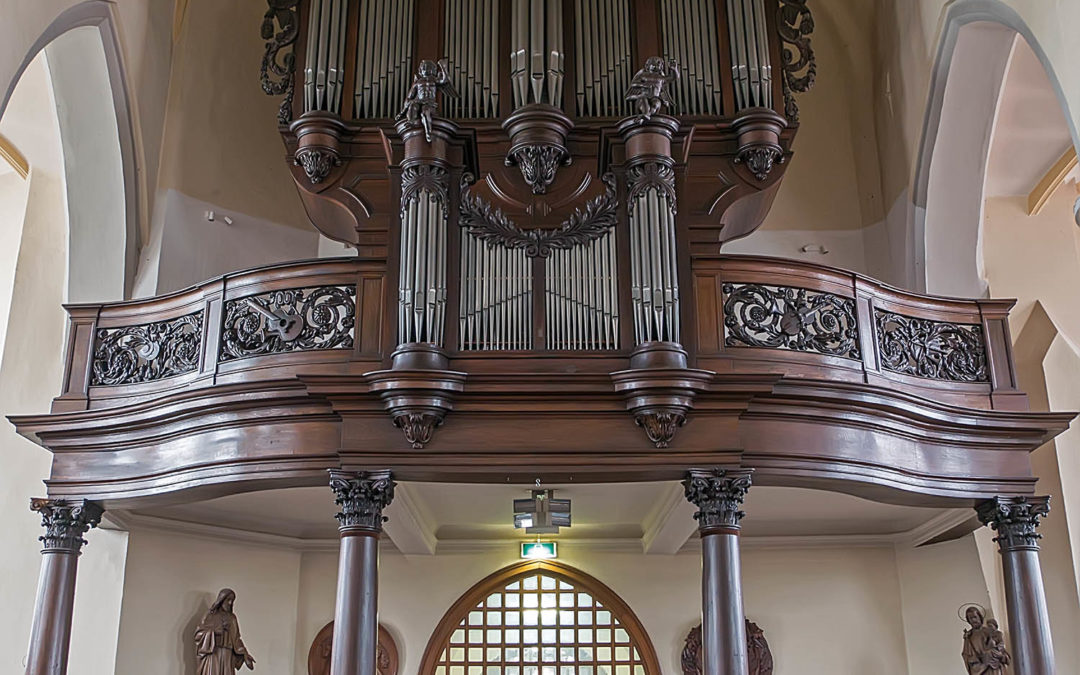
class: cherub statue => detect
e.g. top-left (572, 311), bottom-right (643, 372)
top-left (626, 57), bottom-right (680, 122)
top-left (961, 605), bottom-right (1010, 675)
top-left (398, 59), bottom-right (458, 143)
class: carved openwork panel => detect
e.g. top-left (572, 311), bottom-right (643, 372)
top-left (91, 313), bottom-right (203, 386)
top-left (219, 286), bottom-right (356, 362)
top-left (874, 310), bottom-right (988, 383)
top-left (722, 283), bottom-right (860, 359)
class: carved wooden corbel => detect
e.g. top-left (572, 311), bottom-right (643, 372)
top-left (366, 344), bottom-right (466, 449)
top-left (611, 343), bottom-right (712, 448)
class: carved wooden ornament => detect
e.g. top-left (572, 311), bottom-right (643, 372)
top-left (308, 622), bottom-right (398, 675)
top-left (681, 622), bottom-right (773, 675)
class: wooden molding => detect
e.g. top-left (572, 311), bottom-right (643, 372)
top-left (1027, 146), bottom-right (1077, 215)
top-left (0, 132), bottom-right (29, 179)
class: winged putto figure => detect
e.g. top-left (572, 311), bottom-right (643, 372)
top-left (626, 57), bottom-right (680, 122)
top-left (398, 58), bottom-right (458, 142)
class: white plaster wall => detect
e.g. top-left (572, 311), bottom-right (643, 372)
top-left (295, 545), bottom-right (911, 675)
top-left (721, 227), bottom-right (869, 275)
top-left (148, 189), bottom-right (318, 295)
top-left (0, 51), bottom-right (128, 675)
top-left (115, 529), bottom-right (302, 675)
top-left (894, 536), bottom-right (995, 675)
top-left (45, 26), bottom-right (128, 302)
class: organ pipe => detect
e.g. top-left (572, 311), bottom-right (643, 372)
top-left (510, 0), bottom-right (564, 108)
top-left (627, 161), bottom-right (680, 344)
top-left (725, 0), bottom-right (773, 110)
top-left (399, 165), bottom-right (449, 345)
top-left (459, 237), bottom-right (533, 350)
top-left (304, 0), bottom-right (348, 113)
top-left (659, 0), bottom-right (723, 116)
top-left (573, 0), bottom-right (634, 117)
top-left (544, 231), bottom-right (620, 351)
top-left (443, 0), bottom-right (501, 118)
top-left (354, 0), bottom-right (416, 118)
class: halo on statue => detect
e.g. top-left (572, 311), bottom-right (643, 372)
top-left (957, 602), bottom-right (987, 623)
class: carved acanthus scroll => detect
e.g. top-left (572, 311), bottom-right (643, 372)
top-left (777, 0), bottom-right (817, 123)
top-left (875, 310), bottom-right (988, 382)
top-left (219, 286), bottom-right (356, 362)
top-left (91, 313), bottom-right (203, 386)
top-left (260, 0), bottom-right (300, 124)
top-left (723, 283), bottom-right (860, 359)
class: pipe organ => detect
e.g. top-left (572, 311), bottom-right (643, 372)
top-left (269, 0), bottom-right (815, 441)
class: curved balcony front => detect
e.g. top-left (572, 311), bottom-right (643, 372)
top-left (9, 255), bottom-right (1071, 510)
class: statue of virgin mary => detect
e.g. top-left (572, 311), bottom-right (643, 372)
top-left (195, 589), bottom-right (256, 674)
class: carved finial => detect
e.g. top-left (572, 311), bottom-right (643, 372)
top-left (294, 146), bottom-right (342, 184)
top-left (392, 412), bottom-right (443, 449)
top-left (734, 145), bottom-right (786, 181)
top-left (625, 57), bottom-right (680, 122)
top-left (328, 470), bottom-right (396, 533)
top-left (29, 498), bottom-right (104, 553)
top-left (635, 410), bottom-right (685, 448)
top-left (397, 59), bottom-right (458, 143)
top-left (683, 468), bottom-right (753, 533)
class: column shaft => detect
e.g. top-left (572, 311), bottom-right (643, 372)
top-left (24, 498), bottom-right (102, 675)
top-left (684, 468), bottom-right (753, 675)
top-left (328, 469), bottom-right (395, 675)
top-left (701, 532), bottom-right (748, 675)
top-left (1002, 548), bottom-right (1055, 674)
top-left (331, 532), bottom-right (380, 675)
top-left (26, 552), bottom-right (79, 675)
top-left (976, 495), bottom-right (1055, 675)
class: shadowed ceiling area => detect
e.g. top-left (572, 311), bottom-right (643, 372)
top-left (125, 482), bottom-right (946, 551)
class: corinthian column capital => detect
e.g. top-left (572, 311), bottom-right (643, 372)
top-left (682, 468), bottom-right (753, 534)
top-left (329, 470), bottom-right (396, 534)
top-left (29, 498), bottom-right (104, 553)
top-left (976, 495), bottom-right (1051, 552)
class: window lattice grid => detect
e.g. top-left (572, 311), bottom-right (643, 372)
top-left (433, 573), bottom-right (648, 675)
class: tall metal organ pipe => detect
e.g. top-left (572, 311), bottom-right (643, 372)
top-left (304, 0), bottom-right (349, 113)
top-left (398, 164), bottom-right (449, 346)
top-left (725, 0), bottom-right (773, 110)
top-left (510, 0), bottom-right (564, 108)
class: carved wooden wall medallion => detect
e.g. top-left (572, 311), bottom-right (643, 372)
top-left (308, 622), bottom-right (399, 675)
top-left (681, 622), bottom-right (774, 675)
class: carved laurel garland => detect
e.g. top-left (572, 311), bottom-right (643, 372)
top-left (401, 164), bottom-right (450, 215)
top-left (777, 0), bottom-right (816, 123)
top-left (219, 286), bottom-right (356, 362)
top-left (91, 313), bottom-right (203, 386)
top-left (626, 161), bottom-right (677, 215)
top-left (458, 173), bottom-right (618, 258)
top-left (874, 310), bottom-right (988, 382)
top-left (260, 0), bottom-right (300, 124)
top-left (722, 283), bottom-right (860, 359)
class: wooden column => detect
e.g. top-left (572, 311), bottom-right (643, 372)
top-left (684, 468), bottom-right (753, 675)
top-left (976, 496), bottom-right (1056, 675)
top-left (25, 498), bottom-right (103, 675)
top-left (328, 470), bottom-right (396, 675)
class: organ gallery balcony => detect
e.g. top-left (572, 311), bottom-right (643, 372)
top-left (11, 253), bottom-right (1069, 506)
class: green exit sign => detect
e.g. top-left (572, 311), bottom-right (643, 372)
top-left (521, 541), bottom-right (558, 560)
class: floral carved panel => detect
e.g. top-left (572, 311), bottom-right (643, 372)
top-left (219, 285), bottom-right (356, 362)
top-left (91, 313), bottom-right (203, 386)
top-left (722, 283), bottom-right (860, 359)
top-left (875, 310), bottom-right (988, 382)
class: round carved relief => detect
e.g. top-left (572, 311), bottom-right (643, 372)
top-left (307, 622), bottom-right (399, 675)
top-left (681, 621), bottom-right (773, 675)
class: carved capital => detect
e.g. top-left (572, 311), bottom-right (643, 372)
top-left (401, 164), bottom-right (450, 215)
top-left (392, 411), bottom-right (444, 449)
top-left (626, 160), bottom-right (677, 215)
top-left (294, 146), bottom-right (342, 184)
top-left (683, 469), bottom-right (753, 533)
top-left (505, 144), bottom-right (572, 194)
top-left (976, 496), bottom-right (1051, 552)
top-left (735, 144), bottom-right (785, 181)
top-left (634, 409), bottom-right (685, 449)
top-left (29, 498), bottom-right (104, 553)
top-left (328, 470), bottom-right (396, 533)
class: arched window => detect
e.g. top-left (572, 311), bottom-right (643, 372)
top-left (419, 561), bottom-right (661, 675)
